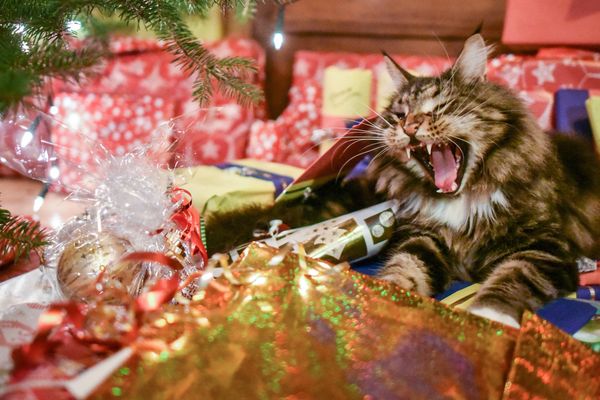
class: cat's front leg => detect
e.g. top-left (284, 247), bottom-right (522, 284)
top-left (469, 241), bottom-right (579, 328)
top-left (377, 231), bottom-right (453, 297)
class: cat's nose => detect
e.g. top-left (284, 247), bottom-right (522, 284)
top-left (404, 113), bottom-right (425, 136)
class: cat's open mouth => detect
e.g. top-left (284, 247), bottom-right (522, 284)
top-left (410, 141), bottom-right (468, 194)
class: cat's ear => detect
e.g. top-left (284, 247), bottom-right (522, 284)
top-left (453, 33), bottom-right (489, 82)
top-left (382, 51), bottom-right (414, 87)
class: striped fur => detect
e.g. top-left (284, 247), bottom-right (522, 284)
top-left (372, 34), bottom-right (600, 324)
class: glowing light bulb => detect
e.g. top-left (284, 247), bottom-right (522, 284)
top-left (49, 165), bottom-right (60, 180)
top-left (272, 5), bottom-right (286, 51)
top-left (66, 20), bottom-right (82, 32)
top-left (49, 106), bottom-right (58, 115)
top-left (33, 196), bottom-right (45, 213)
top-left (273, 32), bottom-right (284, 50)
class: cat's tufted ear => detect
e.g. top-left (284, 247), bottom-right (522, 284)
top-left (453, 33), bottom-right (489, 82)
top-left (382, 51), bottom-right (414, 87)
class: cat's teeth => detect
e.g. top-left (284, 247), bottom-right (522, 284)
top-left (436, 189), bottom-right (444, 193)
top-left (426, 144), bottom-right (432, 154)
top-left (405, 148), bottom-right (411, 159)
top-left (451, 182), bottom-right (458, 191)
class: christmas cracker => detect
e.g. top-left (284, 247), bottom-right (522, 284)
top-left (229, 200), bottom-right (400, 264)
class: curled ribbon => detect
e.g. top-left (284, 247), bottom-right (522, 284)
top-left (10, 252), bottom-right (185, 382)
top-left (170, 187), bottom-right (208, 265)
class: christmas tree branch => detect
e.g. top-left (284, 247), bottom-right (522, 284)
top-left (0, 208), bottom-right (48, 262)
top-left (1, 0), bottom-right (294, 113)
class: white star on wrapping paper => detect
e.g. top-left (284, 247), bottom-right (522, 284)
top-left (531, 62), bottom-right (556, 85)
top-left (125, 59), bottom-right (147, 75)
top-left (306, 220), bottom-right (350, 259)
top-left (201, 140), bottom-right (219, 159)
top-left (220, 104), bottom-right (242, 120)
top-left (102, 68), bottom-right (128, 90)
top-left (139, 66), bottom-right (165, 93)
top-left (294, 59), bottom-right (310, 77)
top-left (500, 65), bottom-right (523, 88)
top-left (518, 91), bottom-right (533, 106)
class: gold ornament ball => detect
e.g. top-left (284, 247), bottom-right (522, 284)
top-left (57, 232), bottom-right (142, 302)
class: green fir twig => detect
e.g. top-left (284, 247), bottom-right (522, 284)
top-left (0, 208), bottom-right (48, 262)
top-left (0, 0), bottom-right (295, 113)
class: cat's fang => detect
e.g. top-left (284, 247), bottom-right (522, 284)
top-left (405, 148), bottom-right (411, 159)
top-left (426, 144), bottom-right (433, 154)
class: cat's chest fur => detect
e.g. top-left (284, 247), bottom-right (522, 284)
top-left (399, 188), bottom-right (510, 230)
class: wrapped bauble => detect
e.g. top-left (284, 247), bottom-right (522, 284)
top-left (57, 232), bottom-right (144, 302)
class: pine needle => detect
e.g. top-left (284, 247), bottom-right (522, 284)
top-left (0, 208), bottom-right (48, 262)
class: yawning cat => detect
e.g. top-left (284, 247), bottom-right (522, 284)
top-left (370, 33), bottom-right (600, 327)
top-left (205, 33), bottom-right (600, 328)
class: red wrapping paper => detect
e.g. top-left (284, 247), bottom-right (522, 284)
top-left (48, 37), bottom-right (266, 189)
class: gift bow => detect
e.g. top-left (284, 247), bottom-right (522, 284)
top-left (170, 187), bottom-right (208, 265)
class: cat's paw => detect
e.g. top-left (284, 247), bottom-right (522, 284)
top-left (469, 305), bottom-right (521, 329)
top-left (377, 252), bottom-right (432, 296)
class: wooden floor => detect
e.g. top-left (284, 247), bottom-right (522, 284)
top-left (0, 178), bottom-right (85, 229)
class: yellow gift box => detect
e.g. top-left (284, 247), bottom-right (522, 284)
top-left (177, 159), bottom-right (303, 215)
top-left (586, 96), bottom-right (600, 153)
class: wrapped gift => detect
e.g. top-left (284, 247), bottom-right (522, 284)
top-left (51, 92), bottom-right (175, 191)
top-left (554, 89), bottom-right (594, 140)
top-left (51, 37), bottom-right (266, 173)
top-left (177, 159), bottom-right (302, 215)
top-left (517, 90), bottom-right (554, 131)
top-left (488, 51), bottom-right (600, 94)
top-left (503, 0), bottom-right (600, 46)
top-left (586, 96), bottom-right (600, 151)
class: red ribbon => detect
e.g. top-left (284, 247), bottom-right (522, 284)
top-left (170, 188), bottom-right (208, 265)
top-left (10, 252), bottom-right (185, 381)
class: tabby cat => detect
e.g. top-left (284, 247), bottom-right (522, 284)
top-left (205, 33), bottom-right (600, 328)
top-left (370, 33), bottom-right (600, 327)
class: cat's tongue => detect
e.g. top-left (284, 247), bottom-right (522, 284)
top-left (431, 144), bottom-right (458, 193)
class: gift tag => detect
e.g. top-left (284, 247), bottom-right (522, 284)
top-left (322, 66), bottom-right (372, 124)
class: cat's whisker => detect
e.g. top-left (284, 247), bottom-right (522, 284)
top-left (359, 103), bottom-right (394, 128)
top-left (368, 147), bottom-right (390, 168)
top-left (335, 144), bottom-right (388, 181)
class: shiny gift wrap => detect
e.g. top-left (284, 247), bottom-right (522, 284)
top-left (504, 313), bottom-right (600, 399)
top-left (93, 243), bottom-right (519, 399)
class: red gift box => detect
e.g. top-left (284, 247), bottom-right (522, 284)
top-left (50, 38), bottom-right (265, 179)
top-left (51, 92), bottom-right (175, 191)
top-left (503, 0), bottom-right (600, 47)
